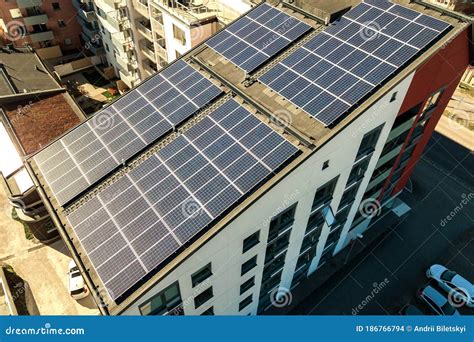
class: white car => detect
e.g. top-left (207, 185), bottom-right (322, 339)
top-left (426, 264), bottom-right (474, 308)
top-left (68, 260), bottom-right (89, 300)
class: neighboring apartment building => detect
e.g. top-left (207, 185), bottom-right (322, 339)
top-left (428, 0), bottom-right (474, 14)
top-left (129, 0), bottom-right (257, 80)
top-left (0, 48), bottom-right (85, 241)
top-left (0, 0), bottom-right (83, 52)
top-left (89, 0), bottom-right (256, 90)
top-left (25, 0), bottom-right (470, 316)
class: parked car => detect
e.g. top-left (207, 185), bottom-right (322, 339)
top-left (68, 260), bottom-right (89, 300)
top-left (417, 286), bottom-right (460, 315)
top-left (400, 304), bottom-right (425, 315)
top-left (426, 264), bottom-right (474, 308)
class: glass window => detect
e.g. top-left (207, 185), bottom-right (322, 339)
top-left (243, 231), bottom-right (260, 253)
top-left (191, 263), bottom-right (212, 288)
top-left (52, 2), bottom-right (60, 11)
top-left (265, 231), bottom-right (290, 263)
top-left (239, 295), bottom-right (253, 311)
top-left (312, 177), bottom-right (338, 210)
top-left (241, 256), bottom-right (257, 276)
top-left (268, 205), bottom-right (297, 241)
top-left (194, 287), bottom-right (213, 309)
top-left (201, 307), bottom-right (214, 315)
top-left (356, 124), bottom-right (384, 158)
top-left (240, 276), bottom-right (255, 295)
top-left (422, 89), bottom-right (444, 113)
top-left (139, 282), bottom-right (182, 316)
top-left (348, 159), bottom-right (370, 184)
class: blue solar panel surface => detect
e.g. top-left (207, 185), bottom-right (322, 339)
top-left (33, 61), bottom-right (223, 206)
top-left (206, 3), bottom-right (312, 73)
top-left (66, 99), bottom-right (300, 301)
top-left (259, 0), bottom-right (452, 126)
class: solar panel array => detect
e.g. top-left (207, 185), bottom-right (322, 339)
top-left (33, 60), bottom-right (223, 206)
top-left (259, 0), bottom-right (452, 126)
top-left (206, 3), bottom-right (312, 73)
top-left (66, 99), bottom-right (299, 301)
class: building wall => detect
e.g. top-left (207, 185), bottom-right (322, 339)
top-left (384, 30), bottom-right (470, 197)
top-left (0, 0), bottom-right (82, 52)
top-left (120, 75), bottom-right (414, 316)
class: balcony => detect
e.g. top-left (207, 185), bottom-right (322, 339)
top-left (136, 19), bottom-right (153, 41)
top-left (155, 40), bottom-right (168, 61)
top-left (111, 32), bottom-right (133, 52)
top-left (28, 30), bottom-right (54, 43)
top-left (140, 41), bottom-right (155, 61)
top-left (78, 17), bottom-right (99, 39)
top-left (73, 0), bottom-right (96, 22)
top-left (16, 0), bottom-right (42, 8)
top-left (134, 0), bottom-right (149, 16)
top-left (23, 13), bottom-right (48, 26)
top-left (119, 69), bottom-right (139, 89)
top-left (102, 0), bottom-right (126, 9)
top-left (153, 0), bottom-right (219, 24)
top-left (143, 61), bottom-right (158, 77)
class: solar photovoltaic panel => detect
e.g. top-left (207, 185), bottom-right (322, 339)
top-left (259, 0), bottom-right (452, 126)
top-left (206, 3), bottom-right (312, 73)
top-left (33, 61), bottom-right (223, 206)
top-left (66, 98), bottom-right (300, 301)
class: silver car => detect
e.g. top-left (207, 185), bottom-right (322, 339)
top-left (426, 264), bottom-right (474, 308)
top-left (417, 286), bottom-right (460, 315)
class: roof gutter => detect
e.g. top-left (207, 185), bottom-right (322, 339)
top-left (24, 161), bottom-right (109, 316)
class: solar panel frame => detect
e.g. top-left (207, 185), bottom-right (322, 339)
top-left (33, 61), bottom-right (223, 206)
top-left (259, 0), bottom-right (452, 126)
top-left (206, 3), bottom-right (312, 73)
top-left (65, 99), bottom-right (300, 301)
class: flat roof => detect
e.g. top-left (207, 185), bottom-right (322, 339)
top-left (27, 0), bottom-right (469, 314)
top-left (2, 93), bottom-right (83, 155)
top-left (0, 49), bottom-right (60, 96)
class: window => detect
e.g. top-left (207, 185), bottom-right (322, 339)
top-left (306, 210), bottom-right (325, 233)
top-left (243, 231), bottom-right (260, 253)
top-left (322, 160), bottom-right (330, 170)
top-left (58, 19), bottom-right (66, 27)
top-left (9, 8), bottom-right (22, 19)
top-left (348, 159), bottom-right (370, 185)
top-left (173, 24), bottom-right (187, 45)
top-left (194, 287), bottom-right (213, 309)
top-left (260, 271), bottom-right (282, 294)
top-left (191, 263), bottom-right (212, 288)
top-left (390, 92), bottom-right (398, 102)
top-left (52, 2), bottom-right (60, 11)
top-left (241, 256), bottom-right (257, 276)
top-left (312, 177), bottom-right (338, 210)
top-left (239, 295), bottom-right (253, 311)
top-left (393, 103), bottom-right (422, 129)
top-left (422, 89), bottom-right (444, 113)
top-left (240, 276), bottom-right (255, 295)
top-left (268, 204), bottom-right (296, 241)
top-left (201, 307), bottom-right (214, 315)
top-left (263, 253), bottom-right (286, 280)
top-left (264, 231), bottom-right (290, 263)
top-left (64, 38), bottom-right (72, 46)
top-left (139, 282), bottom-right (182, 316)
top-left (357, 125), bottom-right (384, 158)
top-left (340, 182), bottom-right (361, 207)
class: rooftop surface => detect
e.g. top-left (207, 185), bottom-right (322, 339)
top-left (27, 0), bottom-right (469, 314)
top-left (0, 49), bottom-right (61, 97)
top-left (2, 93), bottom-right (83, 155)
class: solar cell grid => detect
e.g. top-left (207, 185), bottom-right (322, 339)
top-left (34, 61), bottom-right (222, 206)
top-left (66, 99), bottom-right (299, 301)
top-left (259, 0), bottom-right (451, 126)
top-left (207, 3), bottom-right (312, 73)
